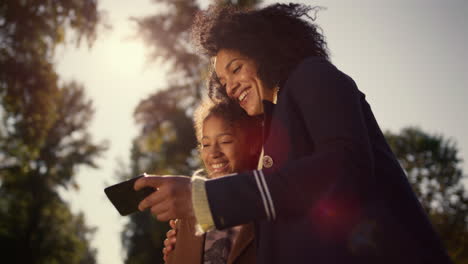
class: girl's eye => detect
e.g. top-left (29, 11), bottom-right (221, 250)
top-left (202, 144), bottom-right (210, 148)
top-left (221, 141), bottom-right (233, 144)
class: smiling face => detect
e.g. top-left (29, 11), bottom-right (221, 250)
top-left (200, 115), bottom-right (253, 178)
top-left (214, 49), bottom-right (274, 116)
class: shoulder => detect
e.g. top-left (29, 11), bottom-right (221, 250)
top-left (283, 56), bottom-right (358, 97)
top-left (288, 57), bottom-right (337, 81)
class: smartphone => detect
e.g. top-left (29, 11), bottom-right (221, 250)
top-left (104, 175), bottom-right (155, 216)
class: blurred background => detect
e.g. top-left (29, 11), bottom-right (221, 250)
top-left (1, 0), bottom-right (467, 263)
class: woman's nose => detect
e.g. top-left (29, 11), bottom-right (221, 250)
top-left (226, 80), bottom-right (240, 98)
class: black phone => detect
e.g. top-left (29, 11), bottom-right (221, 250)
top-left (104, 175), bottom-right (155, 216)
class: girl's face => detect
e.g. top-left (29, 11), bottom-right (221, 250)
top-left (214, 49), bottom-right (274, 116)
top-left (200, 115), bottom-right (253, 178)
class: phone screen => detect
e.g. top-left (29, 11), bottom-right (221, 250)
top-left (104, 175), bottom-right (155, 216)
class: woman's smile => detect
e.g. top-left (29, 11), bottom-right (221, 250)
top-left (215, 49), bottom-right (274, 116)
top-left (238, 88), bottom-right (250, 106)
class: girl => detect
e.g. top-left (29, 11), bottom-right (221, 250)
top-left (165, 99), bottom-right (260, 264)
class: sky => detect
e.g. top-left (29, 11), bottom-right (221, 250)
top-left (55, 0), bottom-right (468, 263)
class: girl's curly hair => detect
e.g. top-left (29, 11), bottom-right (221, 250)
top-left (193, 98), bottom-right (261, 144)
top-left (192, 3), bottom-right (329, 100)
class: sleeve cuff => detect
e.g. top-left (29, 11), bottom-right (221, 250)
top-left (191, 175), bottom-right (215, 235)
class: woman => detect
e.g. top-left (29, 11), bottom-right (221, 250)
top-left (136, 3), bottom-right (452, 264)
top-left (165, 99), bottom-right (261, 264)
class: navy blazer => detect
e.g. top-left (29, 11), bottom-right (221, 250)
top-left (204, 57), bottom-right (452, 264)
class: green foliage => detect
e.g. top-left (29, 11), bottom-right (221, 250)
top-left (385, 127), bottom-right (468, 263)
top-left (1, 0), bottom-right (100, 56)
top-left (121, 209), bottom-right (170, 264)
top-left (0, 0), bottom-right (106, 263)
top-left (120, 98), bottom-right (199, 264)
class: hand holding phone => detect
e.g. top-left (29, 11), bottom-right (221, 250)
top-left (104, 175), bottom-right (155, 216)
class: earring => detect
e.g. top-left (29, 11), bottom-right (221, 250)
top-left (273, 86), bottom-right (280, 104)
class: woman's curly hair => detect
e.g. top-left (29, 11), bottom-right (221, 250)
top-left (192, 3), bottom-right (329, 100)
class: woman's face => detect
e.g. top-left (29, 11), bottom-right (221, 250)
top-left (214, 49), bottom-right (274, 116)
top-left (200, 115), bottom-right (253, 178)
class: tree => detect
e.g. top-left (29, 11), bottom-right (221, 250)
top-left (0, 1), bottom-right (106, 263)
top-left (385, 127), bottom-right (468, 263)
top-left (119, 91), bottom-right (199, 264)
top-left (121, 1), bottom-right (262, 263)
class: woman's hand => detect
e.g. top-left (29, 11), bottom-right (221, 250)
top-left (134, 175), bottom-right (194, 221)
top-left (162, 219), bottom-right (178, 262)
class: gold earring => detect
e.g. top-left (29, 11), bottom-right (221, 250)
top-left (273, 86), bottom-right (280, 104)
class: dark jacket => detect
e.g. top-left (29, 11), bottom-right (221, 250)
top-left (203, 57), bottom-right (452, 264)
top-left (166, 218), bottom-right (255, 264)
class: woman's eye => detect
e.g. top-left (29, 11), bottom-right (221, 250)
top-left (221, 141), bottom-right (233, 144)
top-left (202, 144), bottom-right (210, 148)
top-left (233, 65), bottom-right (242, 74)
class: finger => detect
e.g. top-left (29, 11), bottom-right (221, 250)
top-left (164, 235), bottom-right (176, 244)
top-left (163, 247), bottom-right (170, 255)
top-left (138, 190), bottom-right (165, 211)
top-left (169, 219), bottom-right (177, 229)
top-left (165, 232), bottom-right (177, 245)
top-left (166, 229), bottom-right (176, 238)
top-left (166, 245), bottom-right (173, 252)
top-left (164, 240), bottom-right (175, 252)
top-left (156, 210), bottom-right (173, 222)
top-left (134, 175), bottom-right (164, 191)
top-left (150, 202), bottom-right (170, 217)
top-left (169, 237), bottom-right (176, 248)
top-left (164, 239), bottom-right (172, 249)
